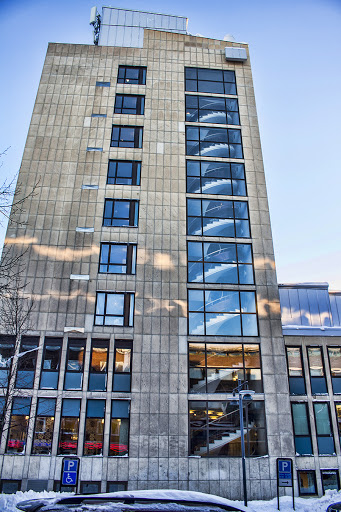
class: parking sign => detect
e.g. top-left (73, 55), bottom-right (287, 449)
top-left (277, 459), bottom-right (293, 487)
top-left (61, 458), bottom-right (79, 487)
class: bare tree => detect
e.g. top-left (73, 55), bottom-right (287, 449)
top-left (0, 271), bottom-right (35, 446)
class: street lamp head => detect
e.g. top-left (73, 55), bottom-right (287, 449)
top-left (240, 390), bottom-right (255, 401)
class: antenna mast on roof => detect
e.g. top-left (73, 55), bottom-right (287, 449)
top-left (90, 6), bottom-right (101, 45)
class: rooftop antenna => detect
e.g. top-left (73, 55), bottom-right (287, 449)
top-left (90, 6), bottom-right (101, 45)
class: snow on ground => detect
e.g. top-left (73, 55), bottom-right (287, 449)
top-left (0, 489), bottom-right (341, 512)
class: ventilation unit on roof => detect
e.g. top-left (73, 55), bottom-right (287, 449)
top-left (225, 47), bottom-right (247, 62)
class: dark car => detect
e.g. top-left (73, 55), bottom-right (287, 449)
top-left (327, 503), bottom-right (341, 512)
top-left (16, 490), bottom-right (247, 512)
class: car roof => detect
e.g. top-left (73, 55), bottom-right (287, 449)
top-left (17, 490), bottom-right (247, 512)
top-left (57, 490), bottom-right (245, 509)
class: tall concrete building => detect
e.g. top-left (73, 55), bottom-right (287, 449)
top-left (0, 5), bottom-right (340, 500)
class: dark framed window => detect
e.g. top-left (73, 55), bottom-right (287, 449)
top-left (114, 95), bottom-right (145, 115)
top-left (95, 292), bottom-right (135, 327)
top-left (80, 482), bottom-right (101, 494)
top-left (321, 470), bottom-right (340, 492)
top-left (96, 81), bottom-right (110, 87)
top-left (109, 400), bottom-right (130, 456)
top-left (27, 480), bottom-right (48, 492)
top-left (286, 346), bottom-right (306, 395)
top-left (15, 336), bottom-right (39, 389)
top-left (99, 243), bottom-right (137, 275)
top-left (107, 481), bottom-right (127, 492)
top-left (54, 481), bottom-right (76, 493)
top-left (189, 343), bottom-right (262, 393)
top-left (0, 335), bottom-right (14, 388)
top-left (84, 400), bottom-right (105, 456)
top-left (103, 199), bottom-right (139, 227)
top-left (6, 397), bottom-right (31, 454)
top-left (291, 402), bottom-right (313, 455)
top-left (58, 399), bottom-right (81, 455)
top-left (189, 400), bottom-right (267, 457)
top-left (40, 337), bottom-right (62, 389)
top-left (187, 160), bottom-right (246, 196)
top-left (307, 346), bottom-right (327, 394)
top-left (113, 340), bottom-right (132, 392)
top-left (297, 470), bottom-right (317, 496)
top-left (186, 95), bottom-right (239, 125)
top-left (89, 340), bottom-right (108, 391)
top-left (186, 126), bottom-right (243, 159)
top-left (107, 160), bottom-right (141, 186)
top-left (187, 241), bottom-right (253, 284)
top-left (328, 346), bottom-right (341, 394)
top-left (32, 398), bottom-right (56, 455)
top-left (0, 480), bottom-right (21, 493)
top-left (64, 339), bottom-right (85, 390)
top-left (110, 125), bottom-right (143, 148)
top-left (117, 66), bottom-right (146, 85)
top-left (313, 402), bottom-right (335, 455)
top-left (185, 68), bottom-right (236, 95)
top-left (187, 198), bottom-right (250, 238)
top-left (188, 289), bottom-right (258, 337)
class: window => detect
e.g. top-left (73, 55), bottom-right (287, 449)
top-left (291, 402), bottom-right (313, 455)
top-left (99, 243), bottom-right (137, 275)
top-left (286, 347), bottom-right (306, 395)
top-left (15, 336), bottom-right (39, 389)
top-left (103, 199), bottom-right (139, 227)
top-left (107, 160), bottom-right (141, 186)
top-left (113, 340), bottom-right (132, 392)
top-left (188, 242), bottom-right (253, 284)
top-left (188, 289), bottom-right (258, 337)
top-left (40, 338), bottom-right (62, 389)
top-left (32, 398), bottom-right (56, 455)
top-left (84, 400), bottom-right (105, 456)
top-left (110, 400), bottom-right (130, 456)
top-left (89, 340), bottom-right (108, 391)
top-left (189, 343), bottom-right (262, 393)
top-left (96, 81), bottom-right (110, 87)
top-left (186, 126), bottom-right (243, 159)
top-left (186, 95), bottom-right (239, 125)
top-left (27, 480), bottom-right (48, 492)
top-left (95, 292), bottom-right (135, 327)
top-left (187, 198), bottom-right (250, 238)
top-left (313, 402), bottom-right (335, 455)
top-left (189, 400), bottom-right (267, 457)
top-left (110, 125), bottom-right (143, 148)
top-left (6, 397), bottom-right (31, 454)
top-left (107, 482), bottom-right (127, 492)
top-left (64, 339), bottom-right (85, 390)
top-left (297, 470), bottom-right (317, 496)
top-left (80, 482), bottom-right (101, 494)
top-left (328, 346), bottom-right (341, 394)
top-left (117, 66), bottom-right (146, 85)
top-left (185, 68), bottom-right (236, 95)
top-left (187, 160), bottom-right (246, 196)
top-left (58, 399), bottom-right (81, 455)
top-left (114, 95), bottom-right (145, 115)
top-left (0, 335), bottom-right (14, 387)
top-left (307, 346), bottom-right (327, 394)
top-left (321, 470), bottom-right (340, 492)
top-left (0, 480), bottom-right (21, 493)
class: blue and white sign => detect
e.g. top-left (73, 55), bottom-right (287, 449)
top-left (62, 458), bottom-right (79, 486)
top-left (277, 458), bottom-right (293, 487)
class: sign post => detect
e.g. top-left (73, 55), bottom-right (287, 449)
top-left (61, 457), bottom-right (80, 491)
top-left (277, 458), bottom-right (294, 510)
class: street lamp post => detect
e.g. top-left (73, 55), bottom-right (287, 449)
top-left (231, 380), bottom-right (255, 507)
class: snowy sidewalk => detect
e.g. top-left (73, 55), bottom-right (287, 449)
top-left (1, 489), bottom-right (341, 512)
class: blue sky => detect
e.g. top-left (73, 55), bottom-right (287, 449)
top-left (1, 0), bottom-right (341, 287)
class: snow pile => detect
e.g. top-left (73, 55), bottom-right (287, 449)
top-left (0, 489), bottom-right (341, 512)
